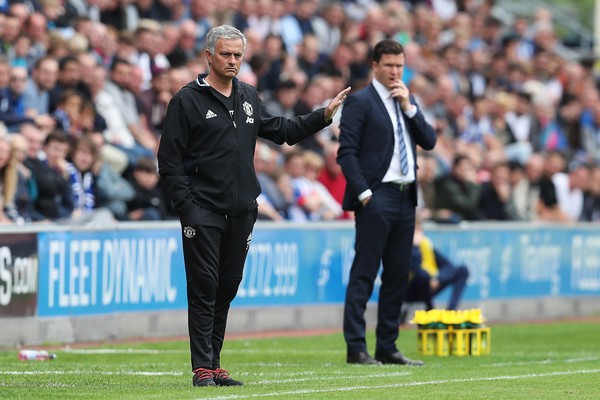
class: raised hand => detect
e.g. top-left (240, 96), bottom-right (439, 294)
top-left (324, 86), bottom-right (351, 122)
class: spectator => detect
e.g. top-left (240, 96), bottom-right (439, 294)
top-left (257, 34), bottom-right (287, 94)
top-left (296, 33), bottom-right (327, 80)
top-left (166, 19), bottom-right (198, 68)
top-left (317, 141), bottom-right (351, 219)
top-left (24, 130), bottom-right (73, 220)
top-left (52, 89), bottom-right (85, 140)
top-left (0, 65), bottom-right (34, 131)
top-left (285, 150), bottom-right (341, 221)
top-left (435, 154), bottom-right (482, 221)
top-left (552, 161), bottom-right (590, 222)
top-left (279, 0), bottom-right (319, 56)
top-left (24, 13), bottom-right (50, 63)
top-left (93, 153), bottom-right (135, 221)
top-left (92, 60), bottom-right (155, 166)
top-left (580, 164), bottom-right (600, 221)
top-left (509, 155), bottom-right (543, 221)
top-left (0, 14), bottom-right (21, 57)
top-left (254, 140), bottom-right (288, 221)
top-left (406, 212), bottom-right (469, 310)
top-left (478, 161), bottom-right (519, 220)
top-left (580, 100), bottom-right (600, 164)
top-left (48, 55), bottom-right (89, 114)
top-left (126, 156), bottom-right (167, 221)
top-left (8, 34), bottom-right (35, 70)
top-left (505, 91), bottom-right (540, 163)
top-left (537, 150), bottom-right (570, 222)
top-left (132, 23), bottom-right (171, 91)
top-left (9, 133), bottom-right (44, 222)
top-left (66, 134), bottom-right (98, 218)
top-left (262, 79), bottom-right (300, 119)
top-left (20, 122), bottom-right (47, 161)
top-left (312, 2), bottom-right (345, 56)
top-left (0, 135), bottom-right (18, 223)
top-left (187, 0), bottom-right (215, 52)
top-left (22, 56), bottom-right (59, 122)
top-left (138, 70), bottom-right (171, 137)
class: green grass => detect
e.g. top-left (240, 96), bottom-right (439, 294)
top-left (1, 321), bottom-right (599, 399)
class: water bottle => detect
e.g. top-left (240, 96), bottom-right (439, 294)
top-left (18, 350), bottom-right (57, 360)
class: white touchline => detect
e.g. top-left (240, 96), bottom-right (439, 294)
top-left (488, 356), bottom-right (600, 367)
top-left (204, 369), bottom-right (600, 400)
top-left (61, 349), bottom-right (187, 354)
top-left (0, 371), bottom-right (185, 376)
top-left (253, 371), bottom-right (412, 385)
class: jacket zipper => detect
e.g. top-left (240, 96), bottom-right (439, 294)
top-left (232, 96), bottom-right (239, 216)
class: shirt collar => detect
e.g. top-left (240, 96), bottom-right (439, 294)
top-left (372, 78), bottom-right (394, 103)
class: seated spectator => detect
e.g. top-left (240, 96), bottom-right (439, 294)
top-left (10, 133), bottom-right (44, 223)
top-left (0, 135), bottom-right (18, 223)
top-left (537, 150), bottom-right (570, 222)
top-left (434, 154), bottom-right (483, 221)
top-left (22, 56), bottom-right (59, 133)
top-left (66, 135), bottom-right (98, 218)
top-left (262, 79), bottom-right (301, 119)
top-left (552, 161), bottom-right (590, 222)
top-left (52, 89), bottom-right (85, 141)
top-left (0, 66), bottom-right (35, 131)
top-left (416, 151), bottom-right (456, 223)
top-left (317, 141), bottom-right (352, 219)
top-left (285, 150), bottom-right (342, 221)
top-left (91, 60), bottom-right (156, 167)
top-left (254, 140), bottom-right (288, 221)
top-left (479, 161), bottom-right (520, 220)
top-left (93, 156), bottom-right (135, 221)
top-left (510, 154), bottom-right (544, 220)
top-left (24, 130), bottom-right (74, 221)
top-left (405, 213), bottom-right (470, 310)
top-left (126, 157), bottom-right (168, 221)
top-left (581, 164), bottom-right (600, 221)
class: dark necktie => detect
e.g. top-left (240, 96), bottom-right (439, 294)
top-left (394, 100), bottom-right (409, 175)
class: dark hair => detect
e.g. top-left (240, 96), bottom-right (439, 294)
top-left (372, 39), bottom-right (404, 63)
top-left (453, 154), bottom-right (471, 168)
top-left (59, 55), bottom-right (79, 71)
top-left (44, 130), bottom-right (69, 146)
top-left (110, 57), bottom-right (131, 72)
top-left (58, 89), bottom-right (83, 106)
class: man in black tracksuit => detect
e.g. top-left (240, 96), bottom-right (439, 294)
top-left (157, 25), bottom-right (349, 387)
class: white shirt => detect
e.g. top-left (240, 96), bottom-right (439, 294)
top-left (552, 172), bottom-right (583, 221)
top-left (358, 78), bottom-right (417, 201)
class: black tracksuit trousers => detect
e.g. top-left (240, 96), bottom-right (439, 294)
top-left (180, 205), bottom-right (258, 370)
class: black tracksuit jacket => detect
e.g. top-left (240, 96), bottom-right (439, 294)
top-left (158, 74), bottom-right (330, 217)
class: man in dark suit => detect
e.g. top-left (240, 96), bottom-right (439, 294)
top-left (338, 39), bottom-right (436, 366)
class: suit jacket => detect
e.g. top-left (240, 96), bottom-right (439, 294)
top-left (337, 83), bottom-right (437, 211)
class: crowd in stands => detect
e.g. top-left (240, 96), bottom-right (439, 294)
top-left (0, 0), bottom-right (599, 225)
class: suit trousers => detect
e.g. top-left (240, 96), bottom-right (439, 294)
top-left (343, 183), bottom-right (416, 355)
top-left (180, 205), bottom-right (257, 370)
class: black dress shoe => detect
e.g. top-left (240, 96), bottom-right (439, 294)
top-left (375, 351), bottom-right (425, 366)
top-left (347, 351), bottom-right (382, 365)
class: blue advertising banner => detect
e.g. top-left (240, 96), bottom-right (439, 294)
top-left (37, 230), bottom-right (187, 316)
top-left (34, 223), bottom-right (600, 317)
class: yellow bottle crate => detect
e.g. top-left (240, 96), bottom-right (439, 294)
top-left (417, 326), bottom-right (491, 356)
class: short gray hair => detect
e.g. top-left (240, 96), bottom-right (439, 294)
top-left (205, 25), bottom-right (247, 55)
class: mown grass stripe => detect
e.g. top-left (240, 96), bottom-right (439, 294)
top-left (206, 369), bottom-right (600, 399)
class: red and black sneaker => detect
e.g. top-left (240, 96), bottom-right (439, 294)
top-left (193, 368), bottom-right (216, 387)
top-left (213, 368), bottom-right (243, 386)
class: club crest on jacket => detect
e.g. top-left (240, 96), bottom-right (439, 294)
top-left (183, 226), bottom-right (196, 238)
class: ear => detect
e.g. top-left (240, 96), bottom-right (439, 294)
top-left (205, 49), bottom-right (212, 65)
